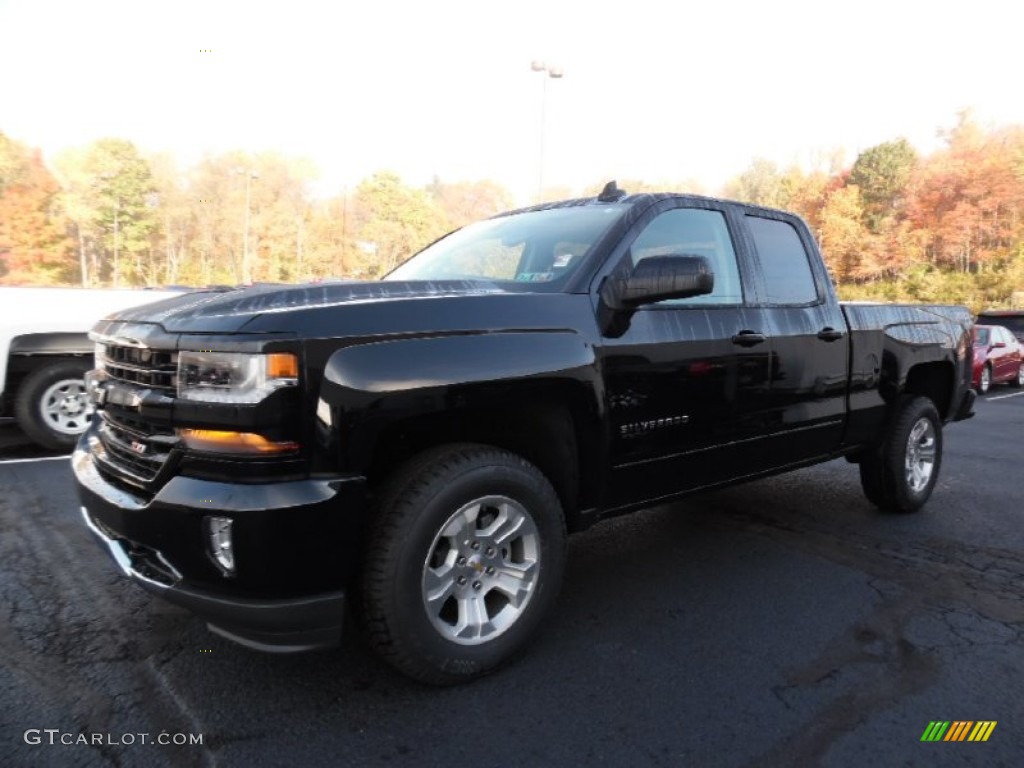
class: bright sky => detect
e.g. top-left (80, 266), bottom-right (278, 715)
top-left (1, 0), bottom-right (1021, 204)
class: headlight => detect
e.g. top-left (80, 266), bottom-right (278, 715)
top-left (177, 351), bottom-right (298, 403)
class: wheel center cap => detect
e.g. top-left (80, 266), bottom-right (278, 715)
top-left (467, 555), bottom-right (485, 573)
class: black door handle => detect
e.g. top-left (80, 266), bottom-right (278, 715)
top-left (731, 331), bottom-right (766, 347)
top-left (817, 327), bottom-right (845, 342)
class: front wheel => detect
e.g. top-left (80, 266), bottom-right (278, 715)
top-left (978, 364), bottom-right (991, 394)
top-left (14, 360), bottom-right (94, 451)
top-left (859, 396), bottom-right (943, 513)
top-left (361, 444), bottom-right (566, 685)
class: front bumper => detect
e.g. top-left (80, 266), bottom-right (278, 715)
top-left (74, 444), bottom-right (367, 652)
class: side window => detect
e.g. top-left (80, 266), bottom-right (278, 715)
top-left (746, 215), bottom-right (819, 305)
top-left (629, 208), bottom-right (742, 305)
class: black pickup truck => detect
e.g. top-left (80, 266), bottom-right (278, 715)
top-left (73, 185), bottom-right (975, 684)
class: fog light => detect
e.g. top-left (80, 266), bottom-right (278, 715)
top-left (205, 516), bottom-right (235, 573)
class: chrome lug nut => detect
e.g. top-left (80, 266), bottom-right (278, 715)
top-left (470, 541), bottom-right (481, 551)
top-left (485, 566), bottom-right (495, 575)
top-left (472, 581), bottom-right (482, 591)
top-left (456, 556), bottom-right (466, 566)
top-left (457, 576), bottom-right (467, 585)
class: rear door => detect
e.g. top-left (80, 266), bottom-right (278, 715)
top-left (741, 211), bottom-right (850, 463)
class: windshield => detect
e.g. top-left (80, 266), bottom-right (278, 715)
top-left (973, 327), bottom-right (990, 345)
top-left (385, 205), bottom-right (627, 290)
top-left (977, 314), bottom-right (1024, 335)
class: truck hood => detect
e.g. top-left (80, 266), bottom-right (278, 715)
top-left (105, 280), bottom-right (509, 334)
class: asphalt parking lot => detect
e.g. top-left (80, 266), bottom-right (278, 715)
top-left (1, 392), bottom-right (1023, 767)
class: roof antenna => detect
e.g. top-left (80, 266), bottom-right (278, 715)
top-left (597, 180), bottom-right (626, 202)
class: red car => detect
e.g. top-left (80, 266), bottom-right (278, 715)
top-left (972, 324), bottom-right (1024, 393)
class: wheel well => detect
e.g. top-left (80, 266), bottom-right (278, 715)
top-left (903, 362), bottom-right (954, 419)
top-left (366, 399), bottom-right (586, 526)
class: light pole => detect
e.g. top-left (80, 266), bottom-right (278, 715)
top-left (236, 169), bottom-right (259, 284)
top-left (530, 60), bottom-right (563, 202)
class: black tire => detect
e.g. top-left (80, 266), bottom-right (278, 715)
top-left (361, 443), bottom-right (566, 685)
top-left (977, 364), bottom-right (991, 394)
top-left (858, 396), bottom-right (943, 514)
top-left (14, 360), bottom-right (93, 451)
top-left (1010, 363), bottom-right (1024, 389)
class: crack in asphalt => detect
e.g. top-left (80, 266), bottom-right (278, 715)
top-left (0, 466), bottom-right (216, 768)
top-left (697, 494), bottom-right (1024, 765)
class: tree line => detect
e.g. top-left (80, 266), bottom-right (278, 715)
top-left (1, 112), bottom-right (1022, 311)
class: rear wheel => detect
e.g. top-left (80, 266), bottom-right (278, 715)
top-left (14, 360), bottom-right (94, 451)
top-left (361, 443), bottom-right (566, 685)
top-left (1011, 363), bottom-right (1024, 388)
top-left (859, 396), bottom-right (943, 514)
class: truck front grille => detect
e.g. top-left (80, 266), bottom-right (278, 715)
top-left (95, 412), bottom-right (176, 486)
top-left (98, 343), bottom-right (177, 392)
top-left (93, 341), bottom-right (180, 494)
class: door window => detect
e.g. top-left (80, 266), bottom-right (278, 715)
top-left (746, 216), bottom-right (819, 305)
top-left (629, 208), bottom-right (742, 305)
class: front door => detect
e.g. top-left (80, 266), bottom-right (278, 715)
top-left (599, 203), bottom-right (774, 509)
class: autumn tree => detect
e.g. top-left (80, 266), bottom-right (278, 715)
top-left (905, 114), bottom-right (1024, 274)
top-left (147, 153), bottom-right (193, 285)
top-left (305, 192), bottom-right (366, 278)
top-left (427, 178), bottom-right (514, 230)
top-left (247, 153), bottom-right (318, 283)
top-left (0, 133), bottom-right (73, 283)
top-left (817, 185), bottom-right (872, 284)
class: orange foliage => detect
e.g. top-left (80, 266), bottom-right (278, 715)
top-left (0, 148), bottom-right (73, 283)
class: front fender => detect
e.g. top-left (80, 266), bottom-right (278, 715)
top-left (325, 331), bottom-right (593, 393)
top-left (316, 331), bottom-right (599, 474)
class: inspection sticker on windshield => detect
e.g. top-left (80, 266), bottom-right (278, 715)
top-left (516, 272), bottom-right (554, 282)
top-left (553, 254), bottom-right (573, 268)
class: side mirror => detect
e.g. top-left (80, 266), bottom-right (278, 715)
top-left (601, 255), bottom-right (714, 310)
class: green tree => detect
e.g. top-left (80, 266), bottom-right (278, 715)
top-left (352, 172), bottom-right (446, 275)
top-left (55, 139), bottom-right (157, 286)
top-left (849, 138), bottom-right (917, 230)
top-left (91, 139), bottom-right (157, 286)
top-left (724, 158), bottom-right (788, 208)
